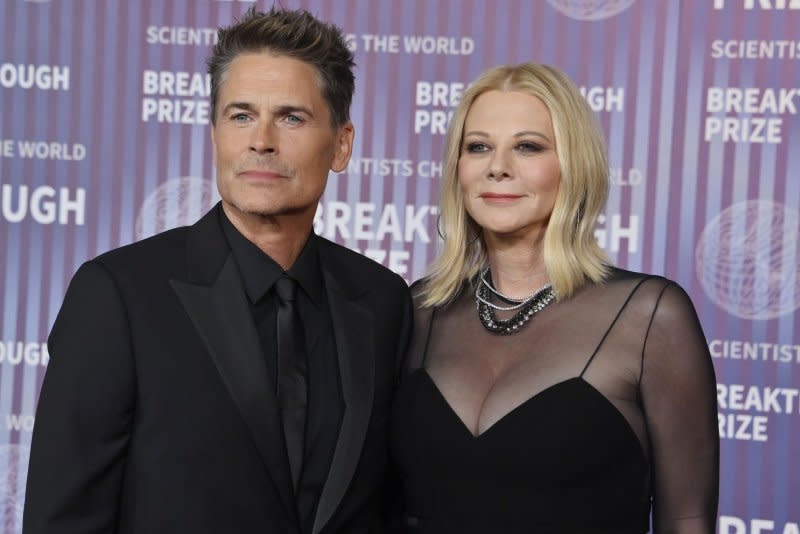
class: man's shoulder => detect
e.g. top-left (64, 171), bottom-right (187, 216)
top-left (92, 226), bottom-right (190, 275)
top-left (315, 236), bottom-right (408, 290)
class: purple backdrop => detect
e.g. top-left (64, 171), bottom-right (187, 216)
top-left (1, 1), bottom-right (798, 532)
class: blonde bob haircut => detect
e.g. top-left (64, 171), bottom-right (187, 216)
top-left (421, 63), bottom-right (610, 307)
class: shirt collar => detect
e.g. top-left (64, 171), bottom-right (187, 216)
top-left (219, 209), bottom-right (324, 307)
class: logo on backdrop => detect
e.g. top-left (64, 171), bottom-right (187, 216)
top-left (141, 70), bottom-right (210, 124)
top-left (713, 0), bottom-right (800, 9)
top-left (710, 338), bottom-right (800, 365)
top-left (0, 64), bottom-right (69, 91)
top-left (546, 0), bottom-right (636, 20)
top-left (314, 200), bottom-right (438, 278)
top-left (0, 341), bottom-right (49, 367)
top-left (414, 81), bottom-right (464, 135)
top-left (0, 443), bottom-right (30, 534)
top-left (146, 26), bottom-right (218, 46)
top-left (580, 86), bottom-right (625, 112)
top-left (0, 185), bottom-right (86, 225)
top-left (711, 39), bottom-right (800, 60)
top-left (717, 381), bottom-right (800, 442)
top-left (349, 34), bottom-right (474, 55)
top-left (135, 177), bottom-right (219, 240)
top-left (594, 213), bottom-right (639, 253)
top-left (704, 87), bottom-right (799, 143)
top-left (695, 200), bottom-right (800, 320)
top-left (718, 516), bottom-right (800, 534)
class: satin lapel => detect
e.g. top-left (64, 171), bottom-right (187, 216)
top-left (171, 254), bottom-right (296, 521)
top-left (312, 266), bottom-right (375, 534)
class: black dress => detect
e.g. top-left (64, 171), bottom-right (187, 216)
top-left (390, 269), bottom-right (718, 533)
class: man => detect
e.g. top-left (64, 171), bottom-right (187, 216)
top-left (23, 7), bottom-right (411, 534)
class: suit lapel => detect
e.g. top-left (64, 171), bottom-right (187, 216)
top-left (170, 206), bottom-right (297, 521)
top-left (312, 243), bottom-right (375, 534)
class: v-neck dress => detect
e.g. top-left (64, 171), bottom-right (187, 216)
top-left (390, 269), bottom-right (719, 533)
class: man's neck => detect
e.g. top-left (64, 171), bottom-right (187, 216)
top-left (222, 202), bottom-right (313, 270)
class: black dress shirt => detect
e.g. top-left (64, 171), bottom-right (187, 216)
top-left (220, 210), bottom-right (343, 533)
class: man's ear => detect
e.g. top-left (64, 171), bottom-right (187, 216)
top-left (331, 122), bottom-right (355, 172)
top-left (209, 124), bottom-right (218, 164)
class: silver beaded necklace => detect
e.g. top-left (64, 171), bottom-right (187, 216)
top-left (475, 268), bottom-right (556, 335)
top-left (477, 267), bottom-right (546, 310)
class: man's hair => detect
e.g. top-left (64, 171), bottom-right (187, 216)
top-left (421, 63), bottom-right (610, 307)
top-left (207, 6), bottom-right (355, 127)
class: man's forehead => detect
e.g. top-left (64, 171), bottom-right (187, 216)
top-left (218, 53), bottom-right (323, 98)
top-left (224, 52), bottom-right (318, 80)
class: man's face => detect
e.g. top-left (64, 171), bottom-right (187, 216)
top-left (211, 52), bottom-right (353, 223)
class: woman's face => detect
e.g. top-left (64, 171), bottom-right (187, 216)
top-left (458, 89), bottom-right (561, 241)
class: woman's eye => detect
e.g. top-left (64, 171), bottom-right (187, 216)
top-left (464, 142), bottom-right (489, 153)
top-left (517, 142), bottom-right (543, 153)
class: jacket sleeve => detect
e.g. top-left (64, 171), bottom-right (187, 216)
top-left (382, 276), bottom-right (414, 532)
top-left (23, 260), bottom-right (136, 533)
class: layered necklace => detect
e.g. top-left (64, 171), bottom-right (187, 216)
top-left (475, 267), bottom-right (555, 335)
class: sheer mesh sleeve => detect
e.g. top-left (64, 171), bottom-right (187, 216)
top-left (640, 282), bottom-right (719, 533)
top-left (401, 281), bottom-right (436, 376)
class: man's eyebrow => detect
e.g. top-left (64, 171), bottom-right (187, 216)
top-left (274, 104), bottom-right (314, 118)
top-left (219, 102), bottom-right (315, 118)
top-left (220, 101), bottom-right (256, 116)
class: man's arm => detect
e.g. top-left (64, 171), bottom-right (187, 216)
top-left (23, 261), bottom-right (136, 533)
top-left (382, 277), bottom-right (413, 531)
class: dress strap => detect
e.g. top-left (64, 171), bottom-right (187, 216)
top-left (579, 277), bottom-right (652, 378)
top-left (637, 281), bottom-right (673, 399)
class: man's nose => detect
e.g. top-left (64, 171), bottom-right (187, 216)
top-left (250, 122), bottom-right (277, 154)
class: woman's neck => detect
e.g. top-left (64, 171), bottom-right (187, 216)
top-left (484, 233), bottom-right (549, 300)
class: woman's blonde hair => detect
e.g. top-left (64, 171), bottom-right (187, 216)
top-left (421, 63), bottom-right (610, 307)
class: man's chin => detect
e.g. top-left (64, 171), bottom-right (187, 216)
top-left (225, 200), bottom-right (311, 220)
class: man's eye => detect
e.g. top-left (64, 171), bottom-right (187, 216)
top-left (285, 114), bottom-right (303, 124)
top-left (231, 113), bottom-right (250, 122)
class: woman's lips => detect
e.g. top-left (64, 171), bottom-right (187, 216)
top-left (480, 193), bottom-right (522, 202)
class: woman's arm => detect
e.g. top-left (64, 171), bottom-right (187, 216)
top-left (640, 282), bottom-right (720, 533)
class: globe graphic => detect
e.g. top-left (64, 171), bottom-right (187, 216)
top-left (135, 177), bottom-right (220, 240)
top-left (546, 0), bottom-right (636, 21)
top-left (0, 444), bottom-right (30, 534)
top-left (695, 200), bottom-right (800, 320)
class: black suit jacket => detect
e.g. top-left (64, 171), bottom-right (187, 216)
top-left (23, 205), bottom-right (412, 534)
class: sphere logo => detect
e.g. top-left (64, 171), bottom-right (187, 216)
top-left (546, 0), bottom-right (636, 21)
top-left (135, 177), bottom-right (220, 240)
top-left (0, 444), bottom-right (30, 534)
top-left (695, 200), bottom-right (800, 320)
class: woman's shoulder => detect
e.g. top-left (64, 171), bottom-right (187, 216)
top-left (598, 267), bottom-right (698, 323)
top-left (403, 278), bottom-right (445, 373)
top-left (601, 266), bottom-right (672, 294)
top-left (409, 276), bottom-right (471, 310)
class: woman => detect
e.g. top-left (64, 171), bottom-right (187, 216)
top-left (390, 64), bottom-right (719, 533)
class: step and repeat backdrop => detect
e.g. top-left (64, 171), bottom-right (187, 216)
top-left (1, 0), bottom-right (799, 532)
